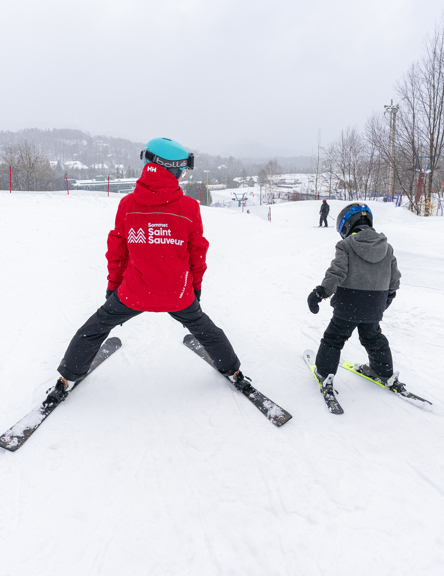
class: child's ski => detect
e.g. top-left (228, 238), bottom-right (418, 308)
top-left (0, 337), bottom-right (122, 452)
top-left (303, 350), bottom-right (344, 414)
top-left (183, 335), bottom-right (292, 427)
top-left (341, 361), bottom-right (432, 406)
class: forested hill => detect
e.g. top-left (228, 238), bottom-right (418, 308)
top-left (0, 128), bottom-right (314, 181)
top-left (0, 128), bottom-right (144, 173)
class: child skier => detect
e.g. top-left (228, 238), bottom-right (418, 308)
top-left (307, 202), bottom-right (402, 399)
top-left (54, 137), bottom-right (249, 395)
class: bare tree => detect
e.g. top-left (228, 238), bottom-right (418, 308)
top-left (257, 168), bottom-right (268, 205)
top-left (367, 103), bottom-right (417, 210)
top-left (311, 131), bottom-right (323, 199)
top-left (322, 127), bottom-right (368, 200)
top-left (1, 141), bottom-right (59, 191)
top-left (263, 159), bottom-right (282, 204)
top-left (321, 20), bottom-right (444, 217)
top-left (389, 22), bottom-right (444, 215)
top-left (416, 23), bottom-right (444, 215)
top-left (321, 144), bottom-right (339, 198)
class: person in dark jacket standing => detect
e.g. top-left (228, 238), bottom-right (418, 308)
top-left (54, 137), bottom-right (249, 395)
top-left (319, 199), bottom-right (330, 227)
top-left (307, 203), bottom-right (401, 397)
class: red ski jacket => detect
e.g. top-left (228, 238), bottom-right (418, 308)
top-left (106, 163), bottom-right (209, 312)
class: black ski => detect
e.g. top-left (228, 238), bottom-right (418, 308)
top-left (0, 337), bottom-right (122, 452)
top-left (341, 361), bottom-right (432, 406)
top-left (303, 349), bottom-right (344, 414)
top-left (183, 334), bottom-right (292, 427)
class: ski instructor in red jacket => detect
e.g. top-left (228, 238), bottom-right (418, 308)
top-left (55, 137), bottom-right (249, 394)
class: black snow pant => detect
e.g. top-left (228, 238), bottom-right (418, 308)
top-left (319, 214), bottom-right (328, 227)
top-left (315, 315), bottom-right (393, 378)
top-left (58, 292), bottom-right (240, 381)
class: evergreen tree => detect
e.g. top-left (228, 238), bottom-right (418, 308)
top-left (183, 182), bottom-right (212, 206)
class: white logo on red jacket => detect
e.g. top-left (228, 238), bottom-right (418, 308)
top-left (148, 225), bottom-right (184, 245)
top-left (146, 165), bottom-right (157, 172)
top-left (128, 228), bottom-right (146, 243)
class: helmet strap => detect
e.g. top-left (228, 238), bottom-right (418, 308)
top-left (140, 150), bottom-right (194, 170)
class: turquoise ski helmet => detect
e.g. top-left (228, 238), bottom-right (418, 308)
top-left (140, 137), bottom-right (194, 178)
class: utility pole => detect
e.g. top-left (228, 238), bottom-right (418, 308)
top-left (384, 100), bottom-right (399, 198)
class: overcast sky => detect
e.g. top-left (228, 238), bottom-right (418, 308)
top-left (1, 0), bottom-right (443, 158)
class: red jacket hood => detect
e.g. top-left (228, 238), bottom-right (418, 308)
top-left (133, 163), bottom-right (183, 206)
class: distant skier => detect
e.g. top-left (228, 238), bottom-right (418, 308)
top-left (54, 137), bottom-right (250, 395)
top-left (319, 199), bottom-right (330, 227)
top-left (307, 203), bottom-right (402, 398)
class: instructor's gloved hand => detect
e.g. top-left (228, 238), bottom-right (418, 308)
top-left (106, 288), bottom-right (115, 300)
top-left (194, 290), bottom-right (201, 302)
top-left (307, 285), bottom-right (328, 314)
top-left (386, 291), bottom-right (396, 309)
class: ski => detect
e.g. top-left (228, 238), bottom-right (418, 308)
top-left (303, 349), bottom-right (344, 414)
top-left (0, 337), bottom-right (122, 452)
top-left (341, 361), bottom-right (432, 406)
top-left (183, 334), bottom-right (292, 427)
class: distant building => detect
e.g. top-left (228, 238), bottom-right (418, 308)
top-left (71, 177), bottom-right (138, 193)
top-left (207, 184), bottom-right (227, 191)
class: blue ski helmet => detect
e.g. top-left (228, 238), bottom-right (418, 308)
top-left (140, 137), bottom-right (194, 178)
top-left (336, 203), bottom-right (373, 238)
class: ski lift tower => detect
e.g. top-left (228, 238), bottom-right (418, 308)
top-left (384, 100), bottom-right (399, 198)
top-left (232, 191), bottom-right (247, 207)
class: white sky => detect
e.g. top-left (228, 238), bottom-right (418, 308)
top-left (1, 0), bottom-right (443, 157)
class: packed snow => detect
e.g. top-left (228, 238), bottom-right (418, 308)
top-left (0, 189), bottom-right (443, 576)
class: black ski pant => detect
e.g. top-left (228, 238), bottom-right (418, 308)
top-left (58, 292), bottom-right (240, 381)
top-left (315, 315), bottom-right (393, 378)
top-left (319, 214), bottom-right (328, 227)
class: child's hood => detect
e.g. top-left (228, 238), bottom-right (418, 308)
top-left (346, 228), bottom-right (389, 264)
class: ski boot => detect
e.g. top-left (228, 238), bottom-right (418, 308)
top-left (384, 372), bottom-right (406, 393)
top-left (227, 370), bottom-right (252, 392)
top-left (314, 370), bottom-right (344, 414)
top-left (358, 363), bottom-right (383, 380)
top-left (357, 364), bottom-right (406, 393)
top-left (45, 377), bottom-right (71, 405)
top-left (315, 370), bottom-right (336, 399)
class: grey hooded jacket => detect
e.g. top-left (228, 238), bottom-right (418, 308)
top-left (321, 227), bottom-right (401, 322)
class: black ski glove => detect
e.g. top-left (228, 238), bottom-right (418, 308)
top-left (106, 288), bottom-right (115, 300)
top-left (386, 291), bottom-right (396, 309)
top-left (194, 289), bottom-right (201, 302)
top-left (307, 285), bottom-right (328, 314)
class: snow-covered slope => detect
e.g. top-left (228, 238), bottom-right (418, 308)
top-left (0, 190), bottom-right (443, 576)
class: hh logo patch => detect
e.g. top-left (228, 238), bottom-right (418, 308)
top-left (128, 228), bottom-right (146, 243)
